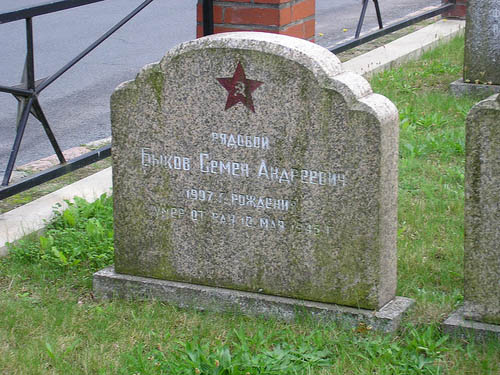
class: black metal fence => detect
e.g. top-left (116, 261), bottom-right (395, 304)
top-left (0, 0), bottom-right (155, 200)
top-left (199, 1), bottom-right (456, 54)
top-left (0, 0), bottom-right (456, 200)
top-left (329, 0), bottom-right (456, 55)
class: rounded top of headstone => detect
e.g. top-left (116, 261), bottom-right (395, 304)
top-left (159, 32), bottom-right (373, 105)
top-left (163, 32), bottom-right (341, 84)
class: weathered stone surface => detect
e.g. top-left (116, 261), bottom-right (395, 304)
top-left (450, 78), bottom-right (500, 98)
top-left (463, 93), bottom-right (500, 325)
top-left (464, 0), bottom-right (500, 85)
top-left (94, 267), bottom-right (414, 333)
top-left (442, 307), bottom-right (500, 341)
top-left (110, 32), bottom-right (399, 310)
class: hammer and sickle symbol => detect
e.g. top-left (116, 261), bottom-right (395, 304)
top-left (234, 81), bottom-right (246, 97)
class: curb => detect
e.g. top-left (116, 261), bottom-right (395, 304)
top-left (342, 19), bottom-right (465, 77)
top-left (0, 168), bottom-right (112, 257)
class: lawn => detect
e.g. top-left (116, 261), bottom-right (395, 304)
top-left (1, 35), bottom-right (499, 374)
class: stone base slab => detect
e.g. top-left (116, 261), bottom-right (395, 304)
top-left (450, 79), bottom-right (500, 97)
top-left (442, 307), bottom-right (500, 341)
top-left (94, 267), bottom-right (414, 332)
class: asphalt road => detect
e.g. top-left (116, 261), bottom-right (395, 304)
top-left (0, 0), bottom-right (441, 173)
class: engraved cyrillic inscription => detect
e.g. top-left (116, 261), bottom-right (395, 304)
top-left (141, 148), bottom-right (347, 189)
top-left (211, 132), bottom-right (270, 149)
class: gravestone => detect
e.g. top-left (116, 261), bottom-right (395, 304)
top-left (94, 32), bottom-right (413, 331)
top-left (451, 0), bottom-right (500, 96)
top-left (443, 93), bottom-right (500, 339)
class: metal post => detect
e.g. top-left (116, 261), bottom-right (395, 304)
top-left (202, 0), bottom-right (214, 36)
top-left (16, 57), bottom-right (29, 129)
top-left (25, 18), bottom-right (35, 90)
top-left (2, 19), bottom-right (37, 186)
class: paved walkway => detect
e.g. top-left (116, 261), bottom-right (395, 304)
top-left (0, 19), bottom-right (465, 257)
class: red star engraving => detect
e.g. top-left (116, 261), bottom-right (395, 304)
top-left (217, 62), bottom-right (263, 112)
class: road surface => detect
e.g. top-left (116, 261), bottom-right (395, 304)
top-left (0, 0), bottom-right (441, 173)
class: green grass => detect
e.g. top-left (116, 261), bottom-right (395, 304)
top-left (1, 35), bottom-right (500, 374)
top-left (370, 36), bottom-right (483, 325)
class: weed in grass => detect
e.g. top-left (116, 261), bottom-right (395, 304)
top-left (8, 193), bottom-right (114, 272)
top-left (120, 324), bottom-right (452, 375)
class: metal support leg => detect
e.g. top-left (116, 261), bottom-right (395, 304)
top-left (31, 98), bottom-right (66, 163)
top-left (16, 57), bottom-right (29, 128)
top-left (355, 0), bottom-right (384, 39)
top-left (355, 0), bottom-right (370, 39)
top-left (373, 0), bottom-right (384, 29)
top-left (2, 19), bottom-right (37, 186)
top-left (2, 97), bottom-right (34, 186)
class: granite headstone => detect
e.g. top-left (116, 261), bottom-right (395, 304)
top-left (464, 94), bottom-right (500, 324)
top-left (451, 0), bottom-right (500, 96)
top-left (94, 32), bottom-right (413, 328)
top-left (443, 94), bottom-right (500, 338)
top-left (464, 0), bottom-right (500, 85)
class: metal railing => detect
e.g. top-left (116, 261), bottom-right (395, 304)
top-left (1, 0), bottom-right (457, 200)
top-left (0, 0), bottom-right (155, 200)
top-left (330, 1), bottom-right (456, 54)
top-left (199, 0), bottom-right (456, 54)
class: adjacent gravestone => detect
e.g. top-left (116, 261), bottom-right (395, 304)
top-left (94, 32), bottom-right (413, 331)
top-left (464, 0), bottom-right (500, 85)
top-left (443, 93), bottom-right (500, 339)
top-left (451, 0), bottom-right (500, 96)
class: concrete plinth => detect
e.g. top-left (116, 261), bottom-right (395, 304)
top-left (443, 307), bottom-right (500, 341)
top-left (94, 266), bottom-right (414, 333)
top-left (450, 79), bottom-right (500, 97)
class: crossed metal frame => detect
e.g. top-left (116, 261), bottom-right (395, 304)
top-left (0, 0), bottom-right (154, 195)
top-left (356, 0), bottom-right (384, 39)
top-left (0, 0), bottom-right (456, 199)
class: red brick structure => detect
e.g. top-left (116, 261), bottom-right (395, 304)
top-left (442, 0), bottom-right (468, 19)
top-left (196, 0), bottom-right (315, 41)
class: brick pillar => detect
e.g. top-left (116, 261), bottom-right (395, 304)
top-left (442, 0), bottom-right (468, 19)
top-left (196, 0), bottom-right (315, 41)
